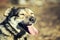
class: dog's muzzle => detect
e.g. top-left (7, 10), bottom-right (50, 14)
top-left (29, 16), bottom-right (36, 23)
top-left (18, 16), bottom-right (38, 36)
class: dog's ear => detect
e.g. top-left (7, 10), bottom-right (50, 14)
top-left (4, 7), bottom-right (18, 17)
top-left (4, 7), bottom-right (12, 16)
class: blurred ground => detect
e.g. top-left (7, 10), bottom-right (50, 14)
top-left (0, 0), bottom-right (60, 40)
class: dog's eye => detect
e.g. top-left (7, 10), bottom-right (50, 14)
top-left (20, 14), bottom-right (24, 15)
top-left (31, 13), bottom-right (33, 14)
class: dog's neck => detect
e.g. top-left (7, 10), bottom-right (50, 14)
top-left (9, 17), bottom-right (22, 26)
top-left (8, 17), bottom-right (21, 33)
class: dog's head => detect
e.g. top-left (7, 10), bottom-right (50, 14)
top-left (17, 8), bottom-right (36, 25)
top-left (5, 7), bottom-right (36, 25)
top-left (4, 7), bottom-right (38, 36)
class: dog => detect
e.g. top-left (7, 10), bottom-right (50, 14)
top-left (0, 7), bottom-right (38, 40)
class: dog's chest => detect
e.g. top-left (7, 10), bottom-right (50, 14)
top-left (0, 25), bottom-right (11, 36)
top-left (6, 24), bottom-right (19, 35)
top-left (0, 23), bottom-right (21, 36)
top-left (0, 24), bottom-right (28, 40)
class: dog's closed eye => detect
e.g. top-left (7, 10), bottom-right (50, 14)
top-left (20, 14), bottom-right (24, 15)
top-left (31, 13), bottom-right (33, 14)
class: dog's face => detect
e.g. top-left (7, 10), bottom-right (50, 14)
top-left (15, 8), bottom-right (36, 25)
top-left (4, 7), bottom-right (38, 36)
top-left (17, 8), bottom-right (38, 36)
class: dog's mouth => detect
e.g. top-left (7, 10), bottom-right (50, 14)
top-left (18, 23), bottom-right (38, 36)
top-left (27, 25), bottom-right (38, 36)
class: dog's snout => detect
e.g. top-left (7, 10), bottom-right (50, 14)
top-left (29, 16), bottom-right (36, 23)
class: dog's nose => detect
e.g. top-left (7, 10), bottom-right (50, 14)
top-left (29, 16), bottom-right (36, 23)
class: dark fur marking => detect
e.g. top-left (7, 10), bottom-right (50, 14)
top-left (0, 7), bottom-right (27, 40)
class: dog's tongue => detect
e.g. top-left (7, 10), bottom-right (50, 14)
top-left (27, 25), bottom-right (38, 36)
